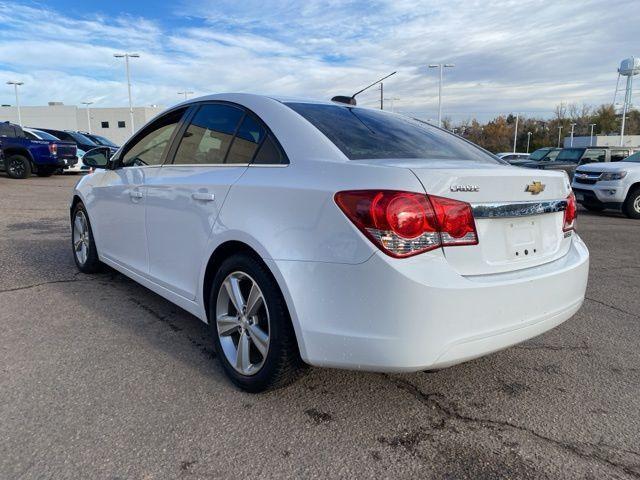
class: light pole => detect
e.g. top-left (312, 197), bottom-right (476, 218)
top-left (512, 114), bottom-right (519, 153)
top-left (428, 63), bottom-right (455, 128)
top-left (178, 90), bottom-right (193, 100)
top-left (569, 123), bottom-right (576, 147)
top-left (558, 125), bottom-right (563, 148)
top-left (6, 81), bottom-right (24, 126)
top-left (589, 123), bottom-right (596, 146)
top-left (114, 53), bottom-right (140, 135)
top-left (384, 97), bottom-right (400, 112)
top-left (81, 101), bottom-right (94, 133)
top-left (526, 131), bottom-right (532, 153)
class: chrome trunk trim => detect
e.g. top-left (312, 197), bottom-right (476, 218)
top-left (472, 200), bottom-right (567, 219)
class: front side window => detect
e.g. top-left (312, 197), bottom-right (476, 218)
top-left (173, 104), bottom-right (244, 165)
top-left (556, 148), bottom-right (585, 162)
top-left (285, 102), bottom-right (497, 162)
top-left (121, 108), bottom-right (186, 167)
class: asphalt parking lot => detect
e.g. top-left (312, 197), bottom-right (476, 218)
top-left (1, 174), bottom-right (639, 479)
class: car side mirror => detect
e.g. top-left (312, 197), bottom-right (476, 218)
top-left (83, 147), bottom-right (112, 169)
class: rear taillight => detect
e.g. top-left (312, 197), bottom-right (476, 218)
top-left (48, 143), bottom-right (58, 156)
top-left (563, 192), bottom-right (577, 232)
top-left (335, 190), bottom-right (478, 258)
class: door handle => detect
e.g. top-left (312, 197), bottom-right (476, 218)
top-left (192, 192), bottom-right (216, 202)
top-left (130, 190), bottom-right (143, 199)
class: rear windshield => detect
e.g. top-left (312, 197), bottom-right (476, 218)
top-left (91, 134), bottom-right (118, 147)
top-left (556, 148), bottom-right (585, 161)
top-left (285, 102), bottom-right (497, 162)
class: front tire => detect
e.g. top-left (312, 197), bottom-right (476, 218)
top-left (71, 203), bottom-right (103, 273)
top-left (209, 254), bottom-right (303, 392)
top-left (623, 186), bottom-right (640, 219)
top-left (5, 154), bottom-right (31, 179)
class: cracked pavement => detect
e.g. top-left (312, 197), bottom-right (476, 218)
top-left (1, 174), bottom-right (639, 479)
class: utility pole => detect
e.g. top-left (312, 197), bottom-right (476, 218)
top-left (428, 63), bottom-right (455, 127)
top-left (513, 114), bottom-right (519, 153)
top-left (6, 81), bottom-right (24, 126)
top-left (379, 83), bottom-right (384, 110)
top-left (81, 101), bottom-right (94, 133)
top-left (178, 90), bottom-right (194, 100)
top-left (526, 131), bottom-right (532, 153)
top-left (589, 123), bottom-right (596, 146)
top-left (569, 123), bottom-right (576, 147)
top-left (114, 53), bottom-right (140, 135)
top-left (558, 125), bottom-right (563, 148)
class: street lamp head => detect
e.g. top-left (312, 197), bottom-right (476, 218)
top-left (7, 81), bottom-right (24, 86)
top-left (129, 53), bottom-right (140, 58)
top-left (444, 64), bottom-right (455, 68)
top-left (428, 64), bottom-right (439, 68)
top-left (113, 53), bottom-right (125, 58)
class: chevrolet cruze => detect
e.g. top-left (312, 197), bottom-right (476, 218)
top-left (72, 94), bottom-right (589, 392)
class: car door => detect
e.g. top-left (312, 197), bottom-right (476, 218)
top-left (145, 102), bottom-right (267, 300)
top-left (88, 108), bottom-right (187, 276)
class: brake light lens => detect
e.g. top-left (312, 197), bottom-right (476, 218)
top-left (335, 190), bottom-right (478, 258)
top-left (563, 192), bottom-right (577, 232)
top-left (48, 143), bottom-right (58, 156)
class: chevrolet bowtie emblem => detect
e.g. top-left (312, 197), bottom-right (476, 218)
top-left (525, 181), bottom-right (545, 195)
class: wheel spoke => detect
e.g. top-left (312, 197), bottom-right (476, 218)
top-left (74, 240), bottom-right (83, 252)
top-left (236, 331), bottom-right (250, 373)
top-left (217, 314), bottom-right (240, 336)
top-left (224, 276), bottom-right (245, 314)
top-left (74, 216), bottom-right (83, 234)
top-left (245, 282), bottom-right (263, 316)
top-left (247, 323), bottom-right (268, 358)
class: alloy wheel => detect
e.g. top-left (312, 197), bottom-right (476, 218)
top-left (73, 211), bottom-right (90, 265)
top-left (8, 158), bottom-right (25, 178)
top-left (216, 271), bottom-right (270, 376)
top-left (634, 195), bottom-right (640, 213)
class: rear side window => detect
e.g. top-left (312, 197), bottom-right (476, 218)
top-left (226, 114), bottom-right (265, 164)
top-left (286, 102), bottom-right (497, 162)
top-left (173, 104), bottom-right (244, 165)
top-left (581, 149), bottom-right (606, 163)
top-left (253, 134), bottom-right (286, 165)
top-left (610, 150), bottom-right (630, 162)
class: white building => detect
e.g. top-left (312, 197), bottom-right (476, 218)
top-left (564, 135), bottom-right (640, 148)
top-left (0, 103), bottom-right (165, 145)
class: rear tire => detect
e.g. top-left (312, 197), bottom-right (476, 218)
top-left (71, 203), bottom-right (103, 273)
top-left (5, 154), bottom-right (31, 179)
top-left (209, 253), bottom-right (304, 392)
top-left (623, 186), bottom-right (640, 219)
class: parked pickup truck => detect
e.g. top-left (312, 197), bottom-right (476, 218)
top-left (0, 121), bottom-right (77, 178)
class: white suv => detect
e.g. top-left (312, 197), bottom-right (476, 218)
top-left (572, 151), bottom-right (640, 219)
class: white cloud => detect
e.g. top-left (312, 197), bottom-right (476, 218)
top-left (0, 0), bottom-right (636, 121)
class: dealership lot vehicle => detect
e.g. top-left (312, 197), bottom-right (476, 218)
top-left (522, 146), bottom-right (640, 179)
top-left (496, 152), bottom-right (530, 162)
top-left (37, 128), bottom-right (100, 153)
top-left (0, 174), bottom-right (637, 479)
top-left (72, 94), bottom-right (588, 392)
top-left (572, 150), bottom-right (640, 218)
top-left (78, 131), bottom-right (120, 153)
top-left (0, 122), bottom-right (77, 178)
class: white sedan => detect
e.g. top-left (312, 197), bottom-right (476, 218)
top-left (72, 94), bottom-right (589, 392)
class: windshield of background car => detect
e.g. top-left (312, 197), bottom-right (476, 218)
top-left (285, 102), bottom-right (499, 162)
top-left (70, 132), bottom-right (98, 145)
top-left (622, 151), bottom-right (640, 163)
top-left (32, 130), bottom-right (60, 141)
top-left (93, 135), bottom-right (118, 147)
top-left (556, 148), bottom-right (585, 161)
top-left (528, 148), bottom-right (550, 160)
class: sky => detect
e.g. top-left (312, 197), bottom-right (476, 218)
top-left (0, 0), bottom-right (636, 122)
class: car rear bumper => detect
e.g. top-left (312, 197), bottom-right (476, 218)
top-left (274, 235), bottom-right (589, 372)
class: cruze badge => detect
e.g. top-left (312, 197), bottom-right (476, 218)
top-left (450, 185), bottom-right (479, 192)
top-left (525, 181), bottom-right (545, 195)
